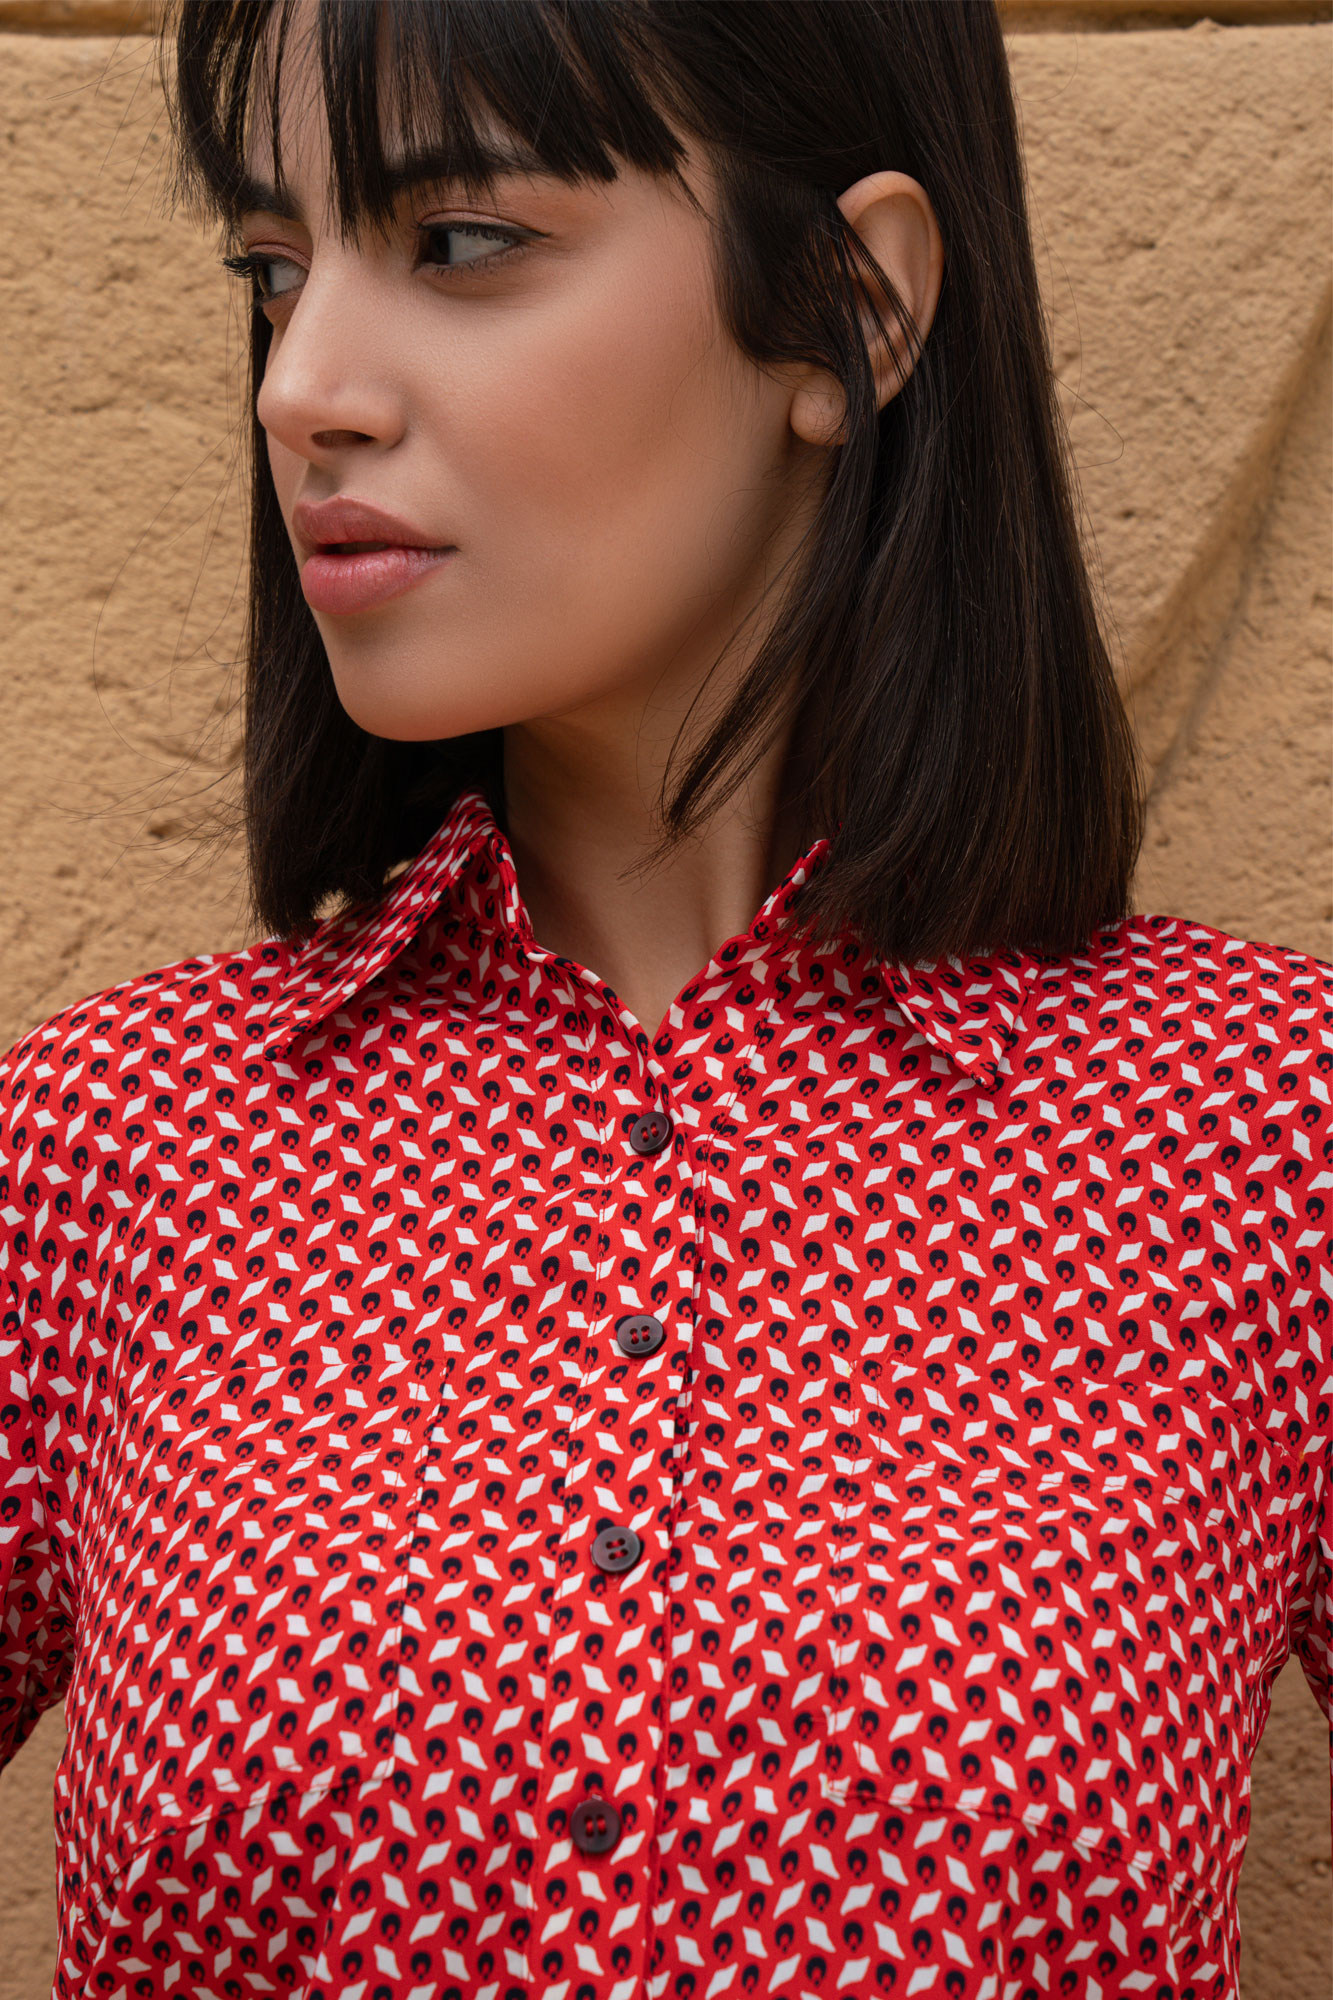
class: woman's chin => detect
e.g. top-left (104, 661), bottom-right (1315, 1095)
top-left (328, 680), bottom-right (500, 744)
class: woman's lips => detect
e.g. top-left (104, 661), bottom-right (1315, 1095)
top-left (300, 542), bottom-right (457, 616)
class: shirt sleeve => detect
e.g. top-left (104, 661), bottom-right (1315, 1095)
top-left (1290, 1452), bottom-right (1333, 1817)
top-left (0, 1030), bottom-right (76, 1768)
top-left (1283, 949), bottom-right (1333, 1812)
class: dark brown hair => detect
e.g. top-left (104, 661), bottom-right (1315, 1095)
top-left (163, 0), bottom-right (1142, 958)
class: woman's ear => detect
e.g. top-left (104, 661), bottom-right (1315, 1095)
top-left (790, 170), bottom-right (945, 448)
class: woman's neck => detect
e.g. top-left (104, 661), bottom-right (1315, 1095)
top-left (501, 709), bottom-right (804, 1044)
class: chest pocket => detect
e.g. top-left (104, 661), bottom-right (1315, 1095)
top-left (64, 1334), bottom-right (438, 1901)
top-left (821, 1358), bottom-right (1290, 1895)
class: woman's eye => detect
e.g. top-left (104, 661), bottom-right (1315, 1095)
top-left (220, 220), bottom-right (523, 310)
top-left (262, 256), bottom-right (305, 298)
top-left (221, 251), bottom-right (304, 302)
top-left (421, 222), bottom-right (522, 273)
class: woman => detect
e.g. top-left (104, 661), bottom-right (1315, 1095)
top-left (1, 2), bottom-right (1327, 1997)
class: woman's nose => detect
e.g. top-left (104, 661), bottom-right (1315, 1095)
top-left (255, 261), bottom-right (404, 461)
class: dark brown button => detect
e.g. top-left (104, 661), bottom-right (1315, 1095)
top-left (628, 1110), bottom-right (672, 1156)
top-left (591, 1524), bottom-right (644, 1575)
top-left (570, 1797), bottom-right (622, 1855)
top-left (614, 1313), bottom-right (667, 1359)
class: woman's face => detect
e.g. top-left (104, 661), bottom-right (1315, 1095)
top-left (242, 34), bottom-right (833, 744)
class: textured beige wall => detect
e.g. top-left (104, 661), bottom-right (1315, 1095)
top-left (0, 6), bottom-right (1329, 1997)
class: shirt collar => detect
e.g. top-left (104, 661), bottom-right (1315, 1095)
top-left (250, 784), bottom-right (1038, 1090)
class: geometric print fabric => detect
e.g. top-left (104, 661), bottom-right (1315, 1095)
top-left (0, 781), bottom-right (1329, 2000)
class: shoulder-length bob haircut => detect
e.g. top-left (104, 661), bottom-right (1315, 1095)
top-left (164, 0), bottom-right (1142, 961)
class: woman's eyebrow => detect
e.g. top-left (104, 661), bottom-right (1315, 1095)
top-left (234, 137), bottom-right (554, 223)
top-left (385, 137), bottom-right (553, 189)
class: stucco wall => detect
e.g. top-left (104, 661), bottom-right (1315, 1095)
top-left (0, 3), bottom-right (1329, 1995)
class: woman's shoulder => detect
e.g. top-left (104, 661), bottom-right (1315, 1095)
top-left (0, 934), bottom-right (295, 1133)
top-left (1024, 914), bottom-right (1332, 1195)
top-left (1041, 909), bottom-right (1333, 1039)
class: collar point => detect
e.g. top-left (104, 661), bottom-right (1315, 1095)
top-left (942, 1046), bottom-right (1007, 1093)
top-left (251, 1018), bottom-right (298, 1065)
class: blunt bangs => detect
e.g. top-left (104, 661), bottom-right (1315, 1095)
top-left (159, 0), bottom-right (1144, 964)
top-left (168, 0), bottom-right (697, 250)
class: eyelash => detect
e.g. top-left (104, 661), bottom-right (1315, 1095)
top-left (220, 221), bottom-right (528, 305)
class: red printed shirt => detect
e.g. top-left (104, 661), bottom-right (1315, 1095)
top-left (2, 782), bottom-right (1330, 2000)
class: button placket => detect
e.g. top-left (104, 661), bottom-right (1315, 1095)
top-left (533, 1031), bottom-right (697, 1998)
top-left (634, 982), bottom-right (783, 1925)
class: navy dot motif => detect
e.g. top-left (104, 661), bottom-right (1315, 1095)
top-left (0, 784), bottom-right (1329, 2000)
